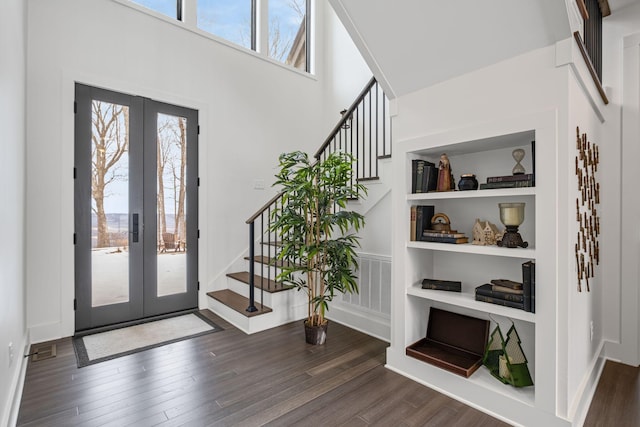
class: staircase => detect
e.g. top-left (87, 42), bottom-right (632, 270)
top-left (207, 77), bottom-right (391, 334)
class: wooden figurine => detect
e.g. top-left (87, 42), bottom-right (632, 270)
top-left (436, 153), bottom-right (454, 192)
top-left (472, 219), bottom-right (501, 246)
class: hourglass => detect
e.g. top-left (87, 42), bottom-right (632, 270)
top-left (512, 148), bottom-right (525, 175)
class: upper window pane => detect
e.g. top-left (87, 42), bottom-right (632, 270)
top-left (197, 0), bottom-right (252, 50)
top-left (131, 0), bottom-right (180, 20)
top-left (268, 0), bottom-right (307, 71)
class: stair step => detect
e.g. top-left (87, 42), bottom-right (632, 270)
top-left (207, 290), bottom-right (272, 317)
top-left (243, 255), bottom-right (300, 268)
top-left (378, 154), bottom-right (392, 160)
top-left (226, 271), bottom-right (293, 293)
top-left (357, 176), bottom-right (380, 182)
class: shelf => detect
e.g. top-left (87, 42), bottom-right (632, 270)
top-left (397, 351), bottom-right (536, 407)
top-left (466, 364), bottom-right (535, 406)
top-left (407, 284), bottom-right (536, 323)
top-left (407, 187), bottom-right (535, 201)
top-left (407, 241), bottom-right (535, 259)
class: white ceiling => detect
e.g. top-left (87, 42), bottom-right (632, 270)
top-left (330, 0), bottom-right (600, 98)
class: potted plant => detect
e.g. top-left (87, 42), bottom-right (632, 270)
top-left (271, 151), bottom-right (366, 344)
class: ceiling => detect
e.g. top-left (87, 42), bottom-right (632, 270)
top-left (330, 0), bottom-right (630, 98)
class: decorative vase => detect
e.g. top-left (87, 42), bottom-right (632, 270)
top-left (458, 174), bottom-right (478, 191)
top-left (304, 319), bottom-right (328, 345)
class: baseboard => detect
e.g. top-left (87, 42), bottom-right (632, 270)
top-left (28, 321), bottom-right (63, 344)
top-left (570, 340), bottom-right (608, 426)
top-left (327, 302), bottom-right (390, 342)
top-left (2, 331), bottom-right (29, 427)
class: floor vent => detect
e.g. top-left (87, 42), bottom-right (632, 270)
top-left (32, 344), bottom-right (57, 362)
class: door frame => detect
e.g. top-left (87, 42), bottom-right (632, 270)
top-left (74, 83), bottom-right (199, 331)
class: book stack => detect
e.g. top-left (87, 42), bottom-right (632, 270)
top-left (479, 173), bottom-right (535, 190)
top-left (422, 230), bottom-right (469, 244)
top-left (409, 205), bottom-right (435, 241)
top-left (421, 278), bottom-right (461, 292)
top-left (411, 159), bottom-right (438, 193)
top-left (474, 261), bottom-right (535, 312)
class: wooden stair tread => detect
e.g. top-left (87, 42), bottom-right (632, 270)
top-left (244, 255), bottom-right (300, 268)
top-left (226, 271), bottom-right (293, 293)
top-left (207, 290), bottom-right (272, 317)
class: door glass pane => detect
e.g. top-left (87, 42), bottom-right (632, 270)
top-left (268, 0), bottom-right (307, 70)
top-left (157, 113), bottom-right (187, 297)
top-left (197, 0), bottom-right (252, 49)
top-left (91, 101), bottom-right (130, 307)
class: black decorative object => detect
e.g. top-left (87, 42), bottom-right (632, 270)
top-left (458, 174), bottom-right (479, 191)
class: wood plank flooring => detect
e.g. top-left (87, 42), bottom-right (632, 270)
top-left (17, 310), bottom-right (509, 426)
top-left (583, 360), bottom-right (640, 427)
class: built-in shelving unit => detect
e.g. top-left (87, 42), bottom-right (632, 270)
top-left (388, 111), bottom-right (561, 426)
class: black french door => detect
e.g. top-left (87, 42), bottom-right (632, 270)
top-left (74, 84), bottom-right (198, 331)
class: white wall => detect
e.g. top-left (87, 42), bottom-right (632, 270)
top-left (321, 1), bottom-right (372, 136)
top-left (601, 1), bottom-right (640, 366)
top-left (25, 0), bottom-right (366, 341)
top-left (0, 0), bottom-right (27, 424)
top-left (390, 38), bottom-right (618, 421)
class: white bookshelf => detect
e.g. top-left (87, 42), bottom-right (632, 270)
top-left (388, 112), bottom-right (560, 425)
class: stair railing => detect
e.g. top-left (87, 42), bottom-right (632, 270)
top-left (244, 76), bottom-right (390, 312)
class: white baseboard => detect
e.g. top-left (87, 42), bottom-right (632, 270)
top-left (2, 331), bottom-right (29, 427)
top-left (327, 302), bottom-right (390, 342)
top-left (570, 341), bottom-right (608, 426)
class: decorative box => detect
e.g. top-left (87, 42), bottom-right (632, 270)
top-left (406, 307), bottom-right (490, 377)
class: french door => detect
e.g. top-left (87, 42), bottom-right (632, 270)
top-left (74, 84), bottom-right (198, 331)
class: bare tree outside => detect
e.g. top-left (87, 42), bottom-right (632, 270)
top-left (91, 101), bottom-right (129, 248)
top-left (269, 0), bottom-right (306, 63)
top-left (156, 114), bottom-right (187, 249)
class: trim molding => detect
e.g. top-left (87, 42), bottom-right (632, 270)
top-left (3, 331), bottom-right (29, 427)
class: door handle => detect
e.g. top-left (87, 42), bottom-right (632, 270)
top-left (132, 213), bottom-right (139, 242)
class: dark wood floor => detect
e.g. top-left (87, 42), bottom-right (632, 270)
top-left (17, 310), bottom-right (509, 426)
top-left (17, 310), bottom-right (639, 426)
top-left (583, 360), bottom-right (640, 427)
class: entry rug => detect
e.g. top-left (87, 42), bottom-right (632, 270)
top-left (73, 311), bottom-right (222, 367)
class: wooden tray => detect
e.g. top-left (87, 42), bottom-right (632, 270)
top-left (406, 307), bottom-right (489, 378)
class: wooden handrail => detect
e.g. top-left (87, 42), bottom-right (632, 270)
top-left (246, 191), bottom-right (284, 224)
top-left (314, 76), bottom-right (377, 159)
top-left (573, 31), bottom-right (609, 105)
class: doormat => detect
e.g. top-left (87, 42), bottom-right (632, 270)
top-left (72, 311), bottom-right (223, 367)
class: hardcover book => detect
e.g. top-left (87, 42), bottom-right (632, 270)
top-left (491, 284), bottom-right (524, 294)
top-left (415, 205), bottom-right (435, 241)
top-left (423, 162), bottom-right (438, 192)
top-left (522, 260), bottom-right (536, 313)
top-left (486, 173), bottom-right (535, 183)
top-left (410, 205), bottom-right (417, 241)
top-left (475, 284), bottom-right (524, 302)
top-left (474, 294), bottom-right (525, 310)
top-left (422, 236), bottom-right (469, 244)
top-left (479, 180), bottom-right (534, 190)
top-left (490, 279), bottom-right (523, 290)
top-left (422, 230), bottom-right (466, 239)
top-left (421, 278), bottom-right (462, 292)
top-left (412, 159), bottom-right (436, 193)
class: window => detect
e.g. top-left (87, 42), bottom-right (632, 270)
top-left (197, 0), bottom-right (254, 50)
top-left (268, 0), bottom-right (309, 71)
top-left (131, 0), bottom-right (182, 20)
top-left (127, 0), bottom-right (312, 73)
